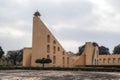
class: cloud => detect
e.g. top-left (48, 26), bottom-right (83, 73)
top-left (0, 0), bottom-right (120, 53)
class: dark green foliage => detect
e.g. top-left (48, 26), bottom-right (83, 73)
top-left (35, 58), bottom-right (52, 68)
top-left (77, 45), bottom-right (85, 55)
top-left (0, 46), bottom-right (4, 58)
top-left (77, 42), bottom-right (110, 55)
top-left (113, 44), bottom-right (120, 54)
top-left (17, 49), bottom-right (23, 62)
top-left (99, 46), bottom-right (110, 55)
top-left (92, 42), bottom-right (99, 47)
top-left (6, 49), bottom-right (23, 65)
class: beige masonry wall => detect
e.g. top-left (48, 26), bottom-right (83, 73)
top-left (23, 48), bottom-right (32, 66)
top-left (98, 54), bottom-right (120, 65)
top-left (22, 11), bottom-right (120, 67)
top-left (70, 55), bottom-right (85, 67)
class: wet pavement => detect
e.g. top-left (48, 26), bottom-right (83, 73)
top-left (0, 70), bottom-right (120, 80)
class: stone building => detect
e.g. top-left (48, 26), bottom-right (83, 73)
top-left (23, 11), bottom-right (120, 67)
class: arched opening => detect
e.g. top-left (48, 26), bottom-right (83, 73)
top-left (47, 35), bottom-right (50, 43)
top-left (103, 58), bottom-right (106, 63)
top-left (63, 51), bottom-right (65, 55)
top-left (53, 40), bottom-right (56, 44)
top-left (108, 58), bottom-right (111, 63)
top-left (53, 56), bottom-right (56, 64)
top-left (113, 58), bottom-right (116, 63)
top-left (118, 58), bottom-right (120, 63)
top-left (84, 54), bottom-right (86, 65)
top-left (63, 57), bottom-right (65, 65)
top-left (47, 55), bottom-right (50, 59)
top-left (47, 45), bottom-right (50, 53)
top-left (95, 59), bottom-right (96, 65)
top-left (53, 46), bottom-right (56, 53)
top-left (67, 57), bottom-right (69, 66)
top-left (99, 58), bottom-right (101, 62)
top-left (97, 59), bottom-right (98, 65)
top-left (58, 47), bottom-right (60, 51)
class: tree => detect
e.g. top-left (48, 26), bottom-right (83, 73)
top-left (0, 46), bottom-right (4, 58)
top-left (113, 44), bottom-right (120, 54)
top-left (77, 42), bottom-right (110, 55)
top-left (35, 58), bottom-right (52, 68)
top-left (92, 42), bottom-right (99, 47)
top-left (77, 45), bottom-right (85, 55)
top-left (99, 46), bottom-right (110, 55)
top-left (6, 49), bottom-right (23, 65)
top-left (17, 49), bottom-right (23, 62)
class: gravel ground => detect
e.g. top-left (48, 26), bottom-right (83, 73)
top-left (0, 70), bottom-right (120, 80)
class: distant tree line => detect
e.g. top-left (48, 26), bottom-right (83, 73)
top-left (6, 49), bottom-right (23, 65)
top-left (113, 44), bottom-right (120, 54)
top-left (0, 46), bottom-right (23, 65)
top-left (76, 42), bottom-right (110, 55)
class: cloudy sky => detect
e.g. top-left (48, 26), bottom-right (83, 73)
top-left (0, 0), bottom-right (120, 53)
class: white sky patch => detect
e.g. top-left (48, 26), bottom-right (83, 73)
top-left (52, 24), bottom-right (77, 31)
top-left (89, 0), bottom-right (120, 33)
top-left (90, 0), bottom-right (114, 13)
top-left (0, 28), bottom-right (26, 38)
top-left (59, 39), bottom-right (84, 53)
top-left (42, 0), bottom-right (83, 4)
top-left (15, 0), bottom-right (30, 7)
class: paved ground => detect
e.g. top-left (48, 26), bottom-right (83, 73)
top-left (0, 70), bottom-right (120, 80)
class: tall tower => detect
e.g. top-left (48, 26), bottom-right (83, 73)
top-left (83, 42), bottom-right (99, 66)
top-left (31, 11), bottom-right (69, 67)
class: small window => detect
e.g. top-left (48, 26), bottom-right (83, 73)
top-left (53, 56), bottom-right (56, 64)
top-left (47, 35), bottom-right (50, 43)
top-left (63, 51), bottom-right (65, 55)
top-left (47, 55), bottom-right (50, 59)
top-left (47, 45), bottom-right (50, 53)
top-left (67, 57), bottom-right (69, 65)
top-left (53, 40), bottom-right (56, 44)
top-left (53, 46), bottom-right (56, 53)
top-left (108, 58), bottom-right (111, 63)
top-left (103, 58), bottom-right (106, 63)
top-left (58, 47), bottom-right (60, 51)
top-left (63, 57), bottom-right (65, 64)
top-left (113, 58), bottom-right (116, 63)
top-left (118, 58), bottom-right (120, 63)
top-left (95, 59), bottom-right (96, 65)
top-left (97, 60), bottom-right (98, 65)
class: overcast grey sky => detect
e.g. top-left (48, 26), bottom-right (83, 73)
top-left (0, 0), bottom-right (120, 53)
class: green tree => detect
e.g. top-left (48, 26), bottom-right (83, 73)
top-left (77, 45), bottom-right (85, 55)
top-left (35, 58), bottom-right (52, 68)
top-left (99, 46), bottom-right (110, 55)
top-left (0, 46), bottom-right (4, 58)
top-left (17, 49), bottom-right (23, 62)
top-left (92, 42), bottom-right (99, 47)
top-left (6, 49), bottom-right (23, 65)
top-left (113, 44), bottom-right (120, 54)
top-left (77, 42), bottom-right (110, 55)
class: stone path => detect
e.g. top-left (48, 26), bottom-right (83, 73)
top-left (0, 70), bottom-right (120, 80)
